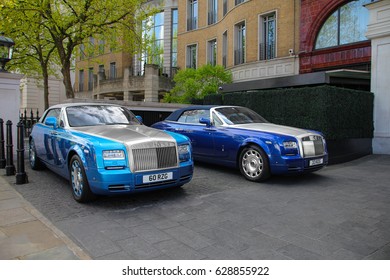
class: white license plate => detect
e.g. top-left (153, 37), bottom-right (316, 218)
top-left (309, 158), bottom-right (324, 166)
top-left (143, 172), bottom-right (173, 183)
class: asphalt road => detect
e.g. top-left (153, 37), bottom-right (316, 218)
top-left (5, 155), bottom-right (390, 260)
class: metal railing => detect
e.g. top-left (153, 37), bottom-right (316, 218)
top-left (259, 43), bottom-right (275, 61)
top-left (19, 108), bottom-right (40, 138)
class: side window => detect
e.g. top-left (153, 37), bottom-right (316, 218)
top-left (42, 109), bottom-right (61, 125)
top-left (212, 112), bottom-right (223, 126)
top-left (177, 109), bottom-right (210, 124)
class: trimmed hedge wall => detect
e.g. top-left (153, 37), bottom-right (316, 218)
top-left (203, 85), bottom-right (373, 140)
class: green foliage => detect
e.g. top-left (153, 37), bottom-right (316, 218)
top-left (1, 0), bottom-right (149, 99)
top-left (210, 86), bottom-right (373, 140)
top-left (164, 64), bottom-right (232, 104)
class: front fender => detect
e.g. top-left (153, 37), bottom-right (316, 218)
top-left (239, 137), bottom-right (275, 158)
top-left (67, 144), bottom-right (92, 171)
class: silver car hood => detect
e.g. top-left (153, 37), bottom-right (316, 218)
top-left (230, 123), bottom-right (314, 137)
top-left (72, 125), bottom-right (175, 144)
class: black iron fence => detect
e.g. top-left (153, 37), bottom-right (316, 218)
top-left (19, 108), bottom-right (40, 138)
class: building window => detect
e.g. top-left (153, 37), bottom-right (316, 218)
top-left (187, 44), bottom-right (197, 69)
top-left (110, 62), bottom-right (116, 79)
top-left (142, 11), bottom-right (165, 68)
top-left (88, 37), bottom-right (94, 58)
top-left (98, 39), bottom-right (105, 55)
top-left (99, 65), bottom-right (105, 79)
top-left (171, 9), bottom-right (178, 69)
top-left (88, 68), bottom-right (94, 91)
top-left (315, 0), bottom-right (373, 49)
top-left (234, 22), bottom-right (246, 65)
top-left (223, 0), bottom-right (228, 16)
top-left (208, 39), bottom-right (217, 66)
top-left (187, 0), bottom-right (198, 31)
top-left (222, 31), bottom-right (228, 68)
top-left (235, 0), bottom-right (245, 5)
top-left (260, 13), bottom-right (276, 60)
top-left (78, 70), bottom-right (84, 92)
top-left (79, 44), bottom-right (86, 60)
top-left (208, 0), bottom-right (218, 25)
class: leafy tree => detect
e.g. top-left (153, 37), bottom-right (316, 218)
top-left (164, 64), bottom-right (232, 104)
top-left (1, 0), bottom-right (58, 110)
top-left (1, 0), bottom-right (151, 99)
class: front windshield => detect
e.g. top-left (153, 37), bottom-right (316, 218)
top-left (66, 105), bottom-right (140, 127)
top-left (215, 107), bottom-right (268, 125)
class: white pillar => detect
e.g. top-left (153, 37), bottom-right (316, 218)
top-left (0, 72), bottom-right (22, 139)
top-left (366, 0), bottom-right (390, 154)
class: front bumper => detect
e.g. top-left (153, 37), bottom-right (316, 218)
top-left (270, 154), bottom-right (328, 175)
top-left (85, 162), bottom-right (193, 195)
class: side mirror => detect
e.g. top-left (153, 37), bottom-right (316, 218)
top-left (135, 115), bottom-right (143, 124)
top-left (45, 117), bottom-right (57, 129)
top-left (199, 117), bottom-right (212, 127)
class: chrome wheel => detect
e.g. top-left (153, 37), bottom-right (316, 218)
top-left (239, 145), bottom-right (270, 182)
top-left (29, 139), bottom-right (43, 170)
top-left (69, 155), bottom-right (94, 203)
top-left (71, 159), bottom-right (83, 198)
top-left (241, 149), bottom-right (263, 179)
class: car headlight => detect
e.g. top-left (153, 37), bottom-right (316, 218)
top-left (178, 144), bottom-right (191, 162)
top-left (283, 141), bottom-right (298, 149)
top-left (103, 150), bottom-right (125, 160)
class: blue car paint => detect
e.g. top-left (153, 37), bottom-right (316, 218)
top-left (30, 107), bottom-right (193, 198)
top-left (152, 105), bottom-right (328, 176)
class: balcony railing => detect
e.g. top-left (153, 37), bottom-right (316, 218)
top-left (234, 49), bottom-right (245, 65)
top-left (259, 43), bottom-right (276, 61)
top-left (187, 17), bottom-right (198, 31)
top-left (208, 12), bottom-right (217, 25)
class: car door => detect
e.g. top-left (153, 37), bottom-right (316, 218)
top-left (169, 109), bottom-right (215, 158)
top-left (41, 108), bottom-right (61, 167)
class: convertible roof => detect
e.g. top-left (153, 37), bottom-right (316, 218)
top-left (165, 105), bottom-right (216, 121)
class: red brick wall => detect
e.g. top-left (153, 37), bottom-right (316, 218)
top-left (299, 0), bottom-right (371, 73)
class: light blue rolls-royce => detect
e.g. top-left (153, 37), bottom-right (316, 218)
top-left (152, 105), bottom-right (328, 182)
top-left (29, 103), bottom-right (193, 202)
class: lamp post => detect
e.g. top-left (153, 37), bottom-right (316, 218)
top-left (0, 33), bottom-right (15, 72)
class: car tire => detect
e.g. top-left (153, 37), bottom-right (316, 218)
top-left (69, 155), bottom-right (95, 203)
top-left (239, 145), bottom-right (270, 182)
top-left (29, 139), bottom-right (43, 170)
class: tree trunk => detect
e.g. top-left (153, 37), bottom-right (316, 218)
top-left (62, 61), bottom-right (74, 99)
top-left (42, 69), bottom-right (50, 110)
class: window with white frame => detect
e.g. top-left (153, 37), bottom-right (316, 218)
top-left (208, 0), bottom-right (218, 25)
top-left (186, 44), bottom-right (197, 69)
top-left (235, 22), bottom-right (246, 65)
top-left (208, 39), bottom-right (217, 66)
top-left (109, 62), bottom-right (116, 79)
top-left (222, 31), bottom-right (228, 68)
top-left (187, 0), bottom-right (198, 31)
top-left (88, 67), bottom-right (94, 91)
top-left (259, 13), bottom-right (276, 60)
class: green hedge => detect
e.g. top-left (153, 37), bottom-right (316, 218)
top-left (202, 86), bottom-right (373, 140)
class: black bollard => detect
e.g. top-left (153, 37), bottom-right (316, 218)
top-left (16, 121), bottom-right (28, 184)
top-left (0, 118), bottom-right (5, 168)
top-left (5, 120), bottom-right (15, 176)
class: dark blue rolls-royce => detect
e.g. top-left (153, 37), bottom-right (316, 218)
top-left (152, 105), bottom-right (328, 182)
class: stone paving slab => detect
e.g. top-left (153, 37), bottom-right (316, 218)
top-left (0, 175), bottom-right (90, 260)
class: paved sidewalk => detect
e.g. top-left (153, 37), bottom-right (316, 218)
top-left (0, 174), bottom-right (90, 260)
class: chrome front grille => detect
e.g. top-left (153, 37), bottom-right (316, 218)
top-left (301, 135), bottom-right (325, 157)
top-left (131, 141), bottom-right (178, 172)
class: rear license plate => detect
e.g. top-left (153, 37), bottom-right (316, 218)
top-left (309, 158), bottom-right (323, 166)
top-left (143, 172), bottom-right (173, 183)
